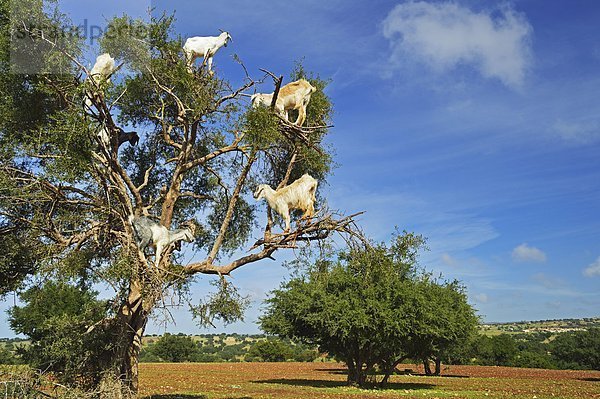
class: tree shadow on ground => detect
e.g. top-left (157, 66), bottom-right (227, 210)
top-left (141, 395), bottom-right (208, 399)
top-left (255, 378), bottom-right (435, 391)
top-left (142, 395), bottom-right (254, 399)
top-left (313, 367), bottom-right (469, 379)
top-left (313, 367), bottom-right (347, 375)
top-left (579, 377), bottom-right (600, 382)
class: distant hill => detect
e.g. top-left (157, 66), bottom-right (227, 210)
top-left (3, 317), bottom-right (599, 343)
top-left (479, 317), bottom-right (600, 336)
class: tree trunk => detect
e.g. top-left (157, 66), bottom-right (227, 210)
top-left (434, 356), bottom-right (442, 376)
top-left (118, 311), bottom-right (147, 393)
top-left (346, 358), bottom-right (357, 386)
top-left (114, 280), bottom-right (150, 394)
top-left (423, 358), bottom-right (433, 376)
top-left (380, 356), bottom-right (405, 388)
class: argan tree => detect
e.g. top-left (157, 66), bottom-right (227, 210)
top-left (260, 232), bottom-right (478, 387)
top-left (0, 0), bottom-right (359, 392)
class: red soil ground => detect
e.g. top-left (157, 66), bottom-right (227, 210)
top-left (139, 362), bottom-right (600, 399)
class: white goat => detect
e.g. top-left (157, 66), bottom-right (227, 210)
top-left (253, 174), bottom-right (318, 232)
top-left (97, 125), bottom-right (110, 148)
top-left (85, 53), bottom-right (116, 108)
top-left (128, 215), bottom-right (195, 267)
top-left (251, 79), bottom-right (316, 126)
top-left (183, 31), bottom-right (232, 74)
top-left (250, 92), bottom-right (274, 109)
top-left (89, 53), bottom-right (116, 83)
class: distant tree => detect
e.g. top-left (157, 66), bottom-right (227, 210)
top-left (513, 350), bottom-right (555, 369)
top-left (470, 334), bottom-right (518, 366)
top-left (0, 345), bottom-right (18, 365)
top-left (260, 232), bottom-right (478, 387)
top-left (245, 339), bottom-right (293, 362)
top-left (290, 342), bottom-right (320, 362)
top-left (151, 333), bottom-right (199, 362)
top-left (138, 346), bottom-right (160, 363)
top-left (551, 328), bottom-right (600, 370)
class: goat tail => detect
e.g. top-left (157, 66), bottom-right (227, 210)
top-left (309, 181), bottom-right (318, 201)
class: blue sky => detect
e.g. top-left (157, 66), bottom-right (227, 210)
top-left (2, 0), bottom-right (599, 336)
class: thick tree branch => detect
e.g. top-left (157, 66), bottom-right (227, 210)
top-left (207, 152), bottom-right (257, 262)
top-left (182, 135), bottom-right (245, 171)
top-left (183, 211), bottom-right (365, 276)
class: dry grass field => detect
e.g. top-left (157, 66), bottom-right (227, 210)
top-left (139, 362), bottom-right (600, 399)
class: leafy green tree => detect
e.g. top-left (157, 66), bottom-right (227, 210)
top-left (513, 350), bottom-right (555, 369)
top-left (290, 342), bottom-right (320, 362)
top-left (407, 278), bottom-right (479, 375)
top-left (470, 334), bottom-right (518, 366)
top-left (260, 232), bottom-right (478, 387)
top-left (551, 328), bottom-right (600, 370)
top-left (0, 345), bottom-right (18, 365)
top-left (150, 333), bottom-right (199, 362)
top-left (245, 339), bottom-right (293, 362)
top-left (7, 281), bottom-right (111, 386)
top-left (0, 0), bottom-right (355, 392)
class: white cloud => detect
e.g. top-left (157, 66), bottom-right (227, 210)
top-left (531, 272), bottom-right (565, 289)
top-left (512, 243), bottom-right (547, 263)
top-left (583, 256), bottom-right (600, 277)
top-left (382, 1), bottom-right (533, 89)
top-left (441, 253), bottom-right (458, 267)
top-left (474, 293), bottom-right (489, 303)
top-left (553, 119), bottom-right (600, 144)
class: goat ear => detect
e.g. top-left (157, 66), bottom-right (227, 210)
top-left (131, 132), bottom-right (140, 146)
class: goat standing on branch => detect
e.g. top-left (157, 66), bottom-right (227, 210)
top-left (252, 79), bottom-right (316, 126)
top-left (129, 215), bottom-right (195, 267)
top-left (85, 53), bottom-right (116, 108)
top-left (96, 126), bottom-right (139, 151)
top-left (117, 128), bottom-right (140, 148)
top-left (254, 174), bottom-right (318, 232)
top-left (183, 31), bottom-right (232, 74)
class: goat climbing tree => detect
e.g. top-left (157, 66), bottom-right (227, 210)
top-left (0, 2), bottom-right (361, 394)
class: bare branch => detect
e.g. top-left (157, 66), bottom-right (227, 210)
top-left (180, 191), bottom-right (213, 201)
top-left (207, 152), bottom-right (257, 262)
top-left (216, 79), bottom-right (257, 107)
top-left (136, 165), bottom-right (154, 193)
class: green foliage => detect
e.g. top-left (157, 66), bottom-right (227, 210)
top-left (150, 333), bottom-right (198, 362)
top-left (7, 281), bottom-right (114, 387)
top-left (191, 278), bottom-right (250, 328)
top-left (513, 350), bottom-right (555, 369)
top-left (260, 232), bottom-right (478, 387)
top-left (462, 329), bottom-right (600, 370)
top-left (245, 338), bottom-right (318, 362)
top-left (468, 334), bottom-right (518, 366)
top-left (0, 346), bottom-right (19, 365)
top-left (0, 230), bottom-right (39, 296)
top-left (246, 339), bottom-right (292, 362)
top-left (138, 334), bottom-right (318, 363)
top-left (551, 328), bottom-right (600, 370)
top-left (243, 106), bottom-right (282, 150)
